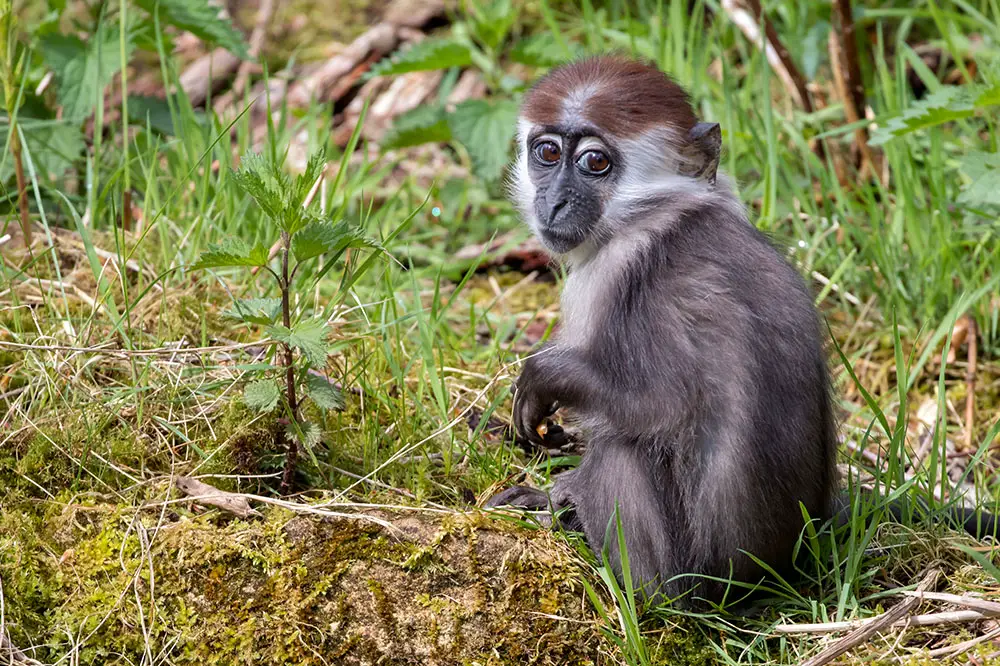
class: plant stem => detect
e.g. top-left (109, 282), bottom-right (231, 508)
top-left (10, 125), bottom-right (31, 246)
top-left (279, 231), bottom-right (300, 493)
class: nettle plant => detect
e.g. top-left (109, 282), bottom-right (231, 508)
top-left (194, 148), bottom-right (385, 492)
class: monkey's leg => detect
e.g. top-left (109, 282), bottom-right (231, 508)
top-left (568, 441), bottom-right (680, 603)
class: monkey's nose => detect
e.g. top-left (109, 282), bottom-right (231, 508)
top-left (547, 200), bottom-right (569, 224)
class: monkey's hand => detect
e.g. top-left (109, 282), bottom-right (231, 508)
top-left (512, 360), bottom-right (560, 447)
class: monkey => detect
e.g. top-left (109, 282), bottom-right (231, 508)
top-left (484, 55), bottom-right (997, 608)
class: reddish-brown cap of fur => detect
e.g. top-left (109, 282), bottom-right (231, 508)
top-left (521, 55), bottom-right (697, 137)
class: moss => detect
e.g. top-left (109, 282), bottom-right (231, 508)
top-left (1, 503), bottom-right (605, 665)
top-left (647, 618), bottom-right (717, 666)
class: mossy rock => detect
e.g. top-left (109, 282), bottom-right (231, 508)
top-left (3, 503), bottom-right (605, 665)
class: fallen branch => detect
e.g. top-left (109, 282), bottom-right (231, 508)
top-left (795, 569), bottom-right (939, 666)
top-left (156, 485), bottom-right (400, 529)
top-left (829, 1), bottom-right (879, 181)
top-left (746, 0), bottom-right (813, 112)
top-left (721, 0), bottom-right (808, 109)
top-left (213, 0), bottom-right (275, 114)
top-left (178, 47), bottom-right (242, 107)
top-left (286, 23), bottom-right (398, 107)
top-left (175, 476), bottom-right (259, 518)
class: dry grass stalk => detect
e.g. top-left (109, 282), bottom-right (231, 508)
top-left (794, 568), bottom-right (939, 666)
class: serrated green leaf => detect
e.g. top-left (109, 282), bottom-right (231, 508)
top-left (975, 83), bottom-right (1000, 108)
top-left (288, 421), bottom-right (322, 449)
top-left (244, 379), bottom-right (280, 412)
top-left (368, 38), bottom-right (473, 79)
top-left (224, 298), bottom-right (282, 325)
top-left (292, 219), bottom-right (380, 263)
top-left (381, 104), bottom-right (452, 150)
top-left (231, 152), bottom-right (289, 224)
top-left (41, 24), bottom-right (135, 120)
top-left (192, 237), bottom-right (270, 269)
top-left (447, 98), bottom-right (519, 182)
top-left (468, 0), bottom-right (516, 50)
top-left (958, 151), bottom-right (1000, 208)
top-left (870, 86), bottom-right (976, 145)
top-left (133, 0), bottom-right (248, 59)
top-left (269, 318), bottom-right (329, 367)
top-left (293, 148), bottom-right (328, 207)
top-left (305, 375), bottom-right (345, 411)
top-left (509, 34), bottom-right (576, 67)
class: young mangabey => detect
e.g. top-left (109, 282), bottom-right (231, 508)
top-left (485, 55), bottom-right (995, 606)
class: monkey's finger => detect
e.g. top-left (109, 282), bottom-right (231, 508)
top-left (539, 423), bottom-right (570, 448)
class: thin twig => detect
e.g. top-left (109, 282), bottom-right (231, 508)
top-left (778, 608), bottom-right (996, 635)
top-left (745, 0), bottom-right (813, 112)
top-left (795, 569), bottom-right (939, 666)
top-left (0, 339), bottom-right (275, 356)
top-left (927, 625), bottom-right (1000, 658)
top-left (900, 590), bottom-right (1000, 615)
top-left (965, 316), bottom-right (978, 451)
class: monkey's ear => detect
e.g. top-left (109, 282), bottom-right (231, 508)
top-left (679, 122), bottom-right (721, 185)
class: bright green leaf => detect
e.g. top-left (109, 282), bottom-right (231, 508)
top-left (305, 374), bottom-right (345, 411)
top-left (975, 83), bottom-right (1000, 108)
top-left (292, 148), bottom-right (328, 208)
top-left (368, 38), bottom-right (473, 79)
top-left (958, 151), bottom-right (1000, 208)
top-left (870, 86), bottom-right (976, 145)
top-left (381, 104), bottom-right (452, 150)
top-left (293, 220), bottom-right (348, 262)
top-left (289, 420), bottom-right (323, 449)
top-left (244, 379), bottom-right (280, 412)
top-left (468, 0), bottom-right (516, 50)
top-left (269, 318), bottom-right (329, 367)
top-left (192, 237), bottom-right (270, 269)
top-left (447, 98), bottom-right (519, 182)
top-left (292, 220), bottom-right (380, 263)
top-left (1, 119), bottom-right (84, 182)
top-left (41, 25), bottom-right (135, 120)
top-left (224, 298), bottom-right (282, 325)
top-left (231, 152), bottom-right (289, 224)
top-left (133, 0), bottom-right (248, 59)
top-left (509, 33), bottom-right (576, 67)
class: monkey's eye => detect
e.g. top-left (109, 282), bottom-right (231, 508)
top-left (533, 141), bottom-right (561, 165)
top-left (576, 150), bottom-right (611, 175)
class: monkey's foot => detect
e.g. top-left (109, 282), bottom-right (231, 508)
top-left (484, 486), bottom-right (582, 532)
top-left (485, 485), bottom-right (550, 511)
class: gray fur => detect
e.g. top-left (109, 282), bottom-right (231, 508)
top-left (491, 62), bottom-right (996, 608)
top-left (491, 90), bottom-right (838, 607)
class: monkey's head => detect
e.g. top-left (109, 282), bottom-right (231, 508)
top-left (510, 55), bottom-right (722, 258)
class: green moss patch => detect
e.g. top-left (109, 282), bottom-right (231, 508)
top-left (2, 503), bottom-right (604, 665)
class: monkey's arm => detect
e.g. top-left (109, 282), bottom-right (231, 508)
top-left (513, 346), bottom-right (601, 445)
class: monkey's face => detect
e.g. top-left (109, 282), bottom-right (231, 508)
top-left (522, 128), bottom-right (620, 254)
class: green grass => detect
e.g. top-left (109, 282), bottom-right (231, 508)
top-left (2, 0), bottom-right (1000, 664)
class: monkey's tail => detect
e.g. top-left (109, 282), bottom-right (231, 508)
top-left (831, 489), bottom-right (999, 541)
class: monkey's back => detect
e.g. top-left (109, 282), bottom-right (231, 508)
top-left (565, 194), bottom-right (838, 602)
